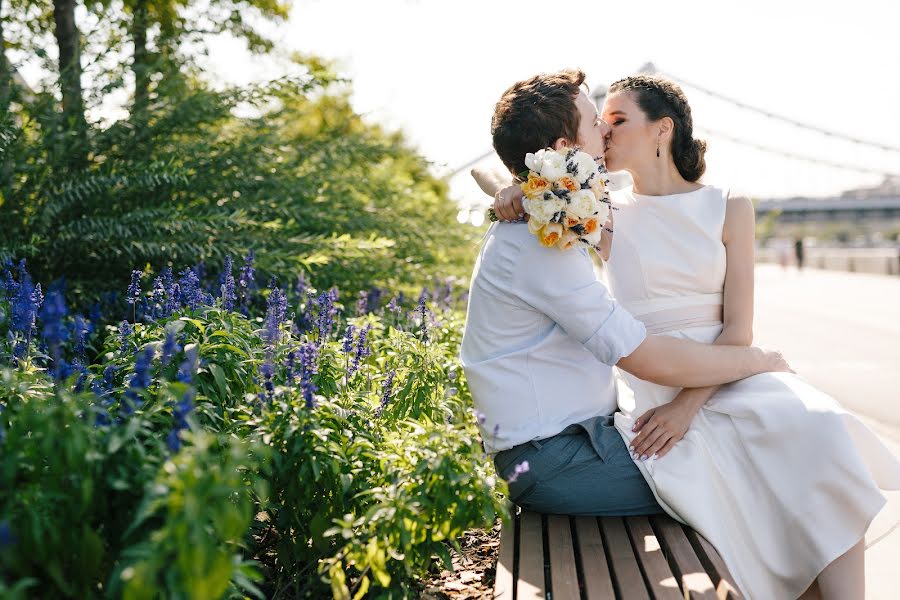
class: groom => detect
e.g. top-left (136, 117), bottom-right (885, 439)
top-left (459, 69), bottom-right (788, 515)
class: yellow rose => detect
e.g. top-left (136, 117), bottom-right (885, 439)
top-left (558, 230), bottom-right (579, 250)
top-left (554, 175), bottom-right (579, 193)
top-left (583, 217), bottom-right (599, 234)
top-left (590, 175), bottom-right (606, 197)
top-left (539, 222), bottom-right (563, 247)
top-left (520, 172), bottom-right (551, 199)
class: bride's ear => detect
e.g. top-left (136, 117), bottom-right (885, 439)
top-left (552, 137), bottom-right (572, 151)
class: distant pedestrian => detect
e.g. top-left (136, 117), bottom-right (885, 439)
top-left (794, 237), bottom-right (805, 271)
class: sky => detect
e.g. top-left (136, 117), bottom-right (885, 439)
top-left (18, 0), bottom-right (900, 220)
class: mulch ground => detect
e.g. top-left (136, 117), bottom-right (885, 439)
top-left (415, 519), bottom-right (503, 599)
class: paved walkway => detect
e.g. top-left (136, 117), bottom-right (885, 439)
top-left (754, 265), bottom-right (900, 599)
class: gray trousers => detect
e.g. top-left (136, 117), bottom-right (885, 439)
top-left (493, 415), bottom-right (664, 516)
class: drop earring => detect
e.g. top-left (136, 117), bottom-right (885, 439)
top-left (656, 145), bottom-right (660, 158)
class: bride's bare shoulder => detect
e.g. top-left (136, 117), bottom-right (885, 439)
top-left (723, 194), bottom-right (755, 244)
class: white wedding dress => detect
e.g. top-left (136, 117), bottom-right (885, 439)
top-left (606, 184), bottom-right (900, 600)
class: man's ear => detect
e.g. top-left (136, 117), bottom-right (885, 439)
top-left (552, 137), bottom-right (572, 151)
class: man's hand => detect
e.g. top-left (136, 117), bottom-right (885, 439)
top-left (629, 396), bottom-right (702, 460)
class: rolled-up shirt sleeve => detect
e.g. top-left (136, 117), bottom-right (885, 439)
top-left (512, 244), bottom-right (647, 365)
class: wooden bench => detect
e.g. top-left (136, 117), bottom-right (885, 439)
top-left (493, 508), bottom-right (742, 599)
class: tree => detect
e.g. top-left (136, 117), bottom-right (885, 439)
top-left (0, 2), bottom-right (10, 112)
top-left (51, 0), bottom-right (87, 166)
top-left (121, 0), bottom-right (291, 123)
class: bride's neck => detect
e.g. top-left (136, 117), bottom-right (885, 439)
top-left (630, 162), bottom-right (701, 197)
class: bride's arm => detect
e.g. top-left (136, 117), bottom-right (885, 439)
top-left (471, 167), bottom-right (514, 198)
top-left (629, 195), bottom-right (756, 459)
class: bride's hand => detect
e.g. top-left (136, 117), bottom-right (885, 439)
top-left (761, 348), bottom-right (794, 374)
top-left (630, 396), bottom-right (701, 460)
top-left (493, 185), bottom-right (526, 222)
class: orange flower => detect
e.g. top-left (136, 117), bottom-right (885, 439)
top-left (539, 223), bottom-right (563, 247)
top-left (583, 218), bottom-right (599, 234)
top-left (565, 215), bottom-right (580, 228)
top-left (520, 172), bottom-right (551, 198)
top-left (559, 230), bottom-right (579, 250)
top-left (555, 175), bottom-right (579, 193)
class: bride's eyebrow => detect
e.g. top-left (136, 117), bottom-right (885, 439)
top-left (607, 110), bottom-right (626, 116)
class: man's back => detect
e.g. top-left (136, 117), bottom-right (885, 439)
top-left (460, 222), bottom-right (647, 455)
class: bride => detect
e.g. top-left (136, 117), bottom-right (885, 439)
top-left (476, 74), bottom-right (900, 600)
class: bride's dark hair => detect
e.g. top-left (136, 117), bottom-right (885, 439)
top-left (608, 75), bottom-right (707, 182)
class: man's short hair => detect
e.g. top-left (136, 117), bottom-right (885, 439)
top-left (491, 69), bottom-right (586, 177)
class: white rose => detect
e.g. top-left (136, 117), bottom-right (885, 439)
top-left (572, 151), bottom-right (599, 184)
top-left (580, 228), bottom-right (603, 247)
top-left (567, 189), bottom-right (597, 220)
top-left (524, 195), bottom-right (564, 224)
top-left (594, 200), bottom-right (611, 223)
top-left (524, 149), bottom-right (546, 173)
top-left (539, 151), bottom-right (567, 181)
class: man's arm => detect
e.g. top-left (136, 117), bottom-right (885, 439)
top-left (617, 334), bottom-right (788, 389)
top-left (510, 233), bottom-right (789, 381)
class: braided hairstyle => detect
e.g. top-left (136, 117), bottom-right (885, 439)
top-left (608, 75), bottom-right (707, 182)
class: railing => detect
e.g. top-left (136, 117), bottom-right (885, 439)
top-left (756, 247), bottom-right (900, 276)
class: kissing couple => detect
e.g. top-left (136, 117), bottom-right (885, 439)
top-left (459, 69), bottom-right (900, 600)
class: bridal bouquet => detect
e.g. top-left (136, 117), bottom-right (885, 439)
top-left (518, 147), bottom-right (611, 250)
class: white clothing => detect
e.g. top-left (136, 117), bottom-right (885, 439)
top-left (607, 185), bottom-right (900, 600)
top-left (460, 222), bottom-right (647, 456)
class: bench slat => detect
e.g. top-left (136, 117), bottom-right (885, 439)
top-left (600, 517), bottom-right (650, 600)
top-left (625, 516), bottom-right (682, 600)
top-left (493, 511), bottom-right (516, 599)
top-left (547, 514), bottom-right (581, 600)
top-left (574, 516), bottom-right (616, 599)
top-left (652, 515), bottom-right (719, 600)
top-left (517, 510), bottom-right (546, 599)
top-left (684, 528), bottom-right (743, 599)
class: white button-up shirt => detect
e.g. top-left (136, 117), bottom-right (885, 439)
top-left (460, 223), bottom-right (647, 455)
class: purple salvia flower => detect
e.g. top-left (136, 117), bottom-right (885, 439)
top-left (342, 325), bottom-right (356, 354)
top-left (166, 390), bottom-right (195, 453)
top-left (315, 291), bottom-right (336, 344)
top-left (176, 346), bottom-right (199, 384)
top-left (505, 460), bottom-right (530, 484)
top-left (285, 349), bottom-right (296, 385)
top-left (238, 251), bottom-right (256, 315)
top-left (367, 287), bottom-right (384, 314)
top-left (160, 329), bottom-right (179, 367)
top-left (126, 270), bottom-right (142, 306)
top-left (350, 324), bottom-right (372, 375)
top-left (0, 520), bottom-right (16, 548)
top-left (123, 347), bottom-right (155, 413)
top-left (119, 321), bottom-right (133, 355)
top-left (386, 296), bottom-right (399, 314)
top-left (263, 280), bottom-right (287, 346)
top-left (39, 288), bottom-right (68, 375)
top-left (374, 369), bottom-right (396, 418)
top-left (297, 342), bottom-right (318, 408)
top-left (71, 314), bottom-right (91, 358)
top-left (178, 268), bottom-right (203, 311)
top-left (356, 290), bottom-right (368, 316)
top-left (260, 359), bottom-right (275, 403)
top-left (417, 290), bottom-right (428, 343)
top-left (220, 256), bottom-right (236, 311)
top-left (295, 273), bottom-right (308, 299)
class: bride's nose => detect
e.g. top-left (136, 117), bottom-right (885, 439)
top-left (599, 121), bottom-right (611, 138)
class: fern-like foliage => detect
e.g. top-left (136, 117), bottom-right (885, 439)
top-left (2, 67), bottom-right (480, 304)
